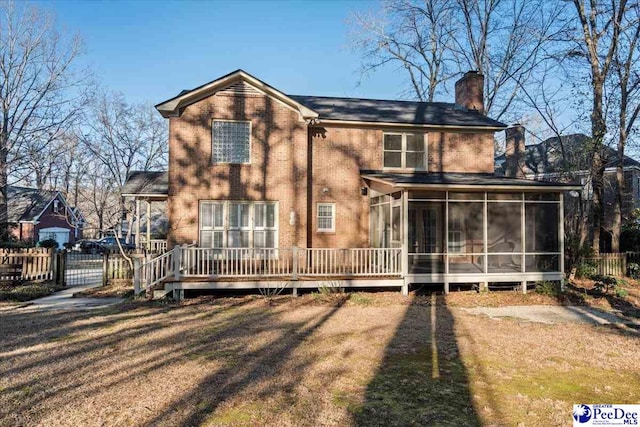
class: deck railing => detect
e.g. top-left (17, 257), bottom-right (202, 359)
top-left (139, 239), bottom-right (168, 254)
top-left (178, 247), bottom-right (402, 278)
top-left (137, 250), bottom-right (175, 294)
top-left (135, 246), bottom-right (403, 294)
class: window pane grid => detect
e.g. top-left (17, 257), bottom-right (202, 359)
top-left (200, 201), bottom-right (276, 248)
top-left (383, 132), bottom-right (426, 170)
top-left (317, 203), bottom-right (335, 232)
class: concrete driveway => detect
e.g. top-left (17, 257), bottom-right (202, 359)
top-left (461, 305), bottom-right (640, 326)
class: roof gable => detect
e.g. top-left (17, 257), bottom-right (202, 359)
top-left (155, 69), bottom-right (318, 120)
top-left (3, 187), bottom-right (67, 223)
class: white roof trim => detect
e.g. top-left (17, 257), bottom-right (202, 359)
top-left (33, 192), bottom-right (75, 222)
top-left (156, 70), bottom-right (318, 120)
top-left (39, 226), bottom-right (71, 233)
top-left (318, 119), bottom-right (505, 131)
top-left (362, 174), bottom-right (581, 191)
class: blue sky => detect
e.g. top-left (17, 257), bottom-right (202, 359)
top-left (36, 0), bottom-right (407, 104)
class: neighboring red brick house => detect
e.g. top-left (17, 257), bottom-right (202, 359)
top-left (126, 70), bottom-right (579, 296)
top-left (4, 186), bottom-right (83, 248)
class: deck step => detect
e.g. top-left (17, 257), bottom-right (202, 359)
top-left (152, 287), bottom-right (172, 300)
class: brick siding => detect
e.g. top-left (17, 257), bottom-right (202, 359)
top-left (167, 91), bottom-right (497, 248)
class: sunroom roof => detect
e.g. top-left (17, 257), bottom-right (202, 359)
top-left (361, 172), bottom-right (582, 191)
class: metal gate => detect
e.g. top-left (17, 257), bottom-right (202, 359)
top-left (65, 253), bottom-right (103, 286)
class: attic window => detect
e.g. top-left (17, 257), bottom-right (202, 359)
top-left (53, 200), bottom-right (60, 214)
top-left (212, 120), bottom-right (251, 164)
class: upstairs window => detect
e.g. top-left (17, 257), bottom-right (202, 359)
top-left (383, 132), bottom-right (426, 170)
top-left (212, 120), bottom-right (251, 164)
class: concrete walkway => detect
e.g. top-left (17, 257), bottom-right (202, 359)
top-left (21, 280), bottom-right (123, 312)
top-left (461, 305), bottom-right (640, 326)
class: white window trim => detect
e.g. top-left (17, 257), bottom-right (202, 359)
top-left (383, 132), bottom-right (427, 171)
top-left (317, 203), bottom-right (336, 233)
top-left (252, 202), bottom-right (279, 249)
top-left (211, 119), bottom-right (252, 165)
top-left (199, 201), bottom-right (278, 249)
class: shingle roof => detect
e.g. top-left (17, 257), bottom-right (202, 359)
top-left (361, 171), bottom-right (580, 190)
top-left (155, 69), bottom-right (507, 128)
top-left (122, 171), bottom-right (168, 196)
top-left (2, 186), bottom-right (60, 223)
top-left (495, 133), bottom-right (640, 175)
top-left (290, 95), bottom-right (506, 128)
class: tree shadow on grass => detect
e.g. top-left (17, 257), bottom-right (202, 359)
top-left (0, 296), bottom-right (356, 426)
top-left (354, 295), bottom-right (481, 426)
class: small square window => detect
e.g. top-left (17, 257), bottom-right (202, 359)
top-left (317, 203), bottom-right (335, 232)
top-left (212, 120), bottom-right (250, 164)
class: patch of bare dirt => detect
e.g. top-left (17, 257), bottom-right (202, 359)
top-left (73, 280), bottom-right (133, 299)
top-left (1, 292), bottom-right (638, 427)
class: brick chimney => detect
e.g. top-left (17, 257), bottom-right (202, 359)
top-left (504, 124), bottom-right (526, 178)
top-left (455, 71), bottom-right (484, 114)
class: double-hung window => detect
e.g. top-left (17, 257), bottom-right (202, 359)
top-left (200, 201), bottom-right (278, 248)
top-left (212, 120), bottom-right (251, 164)
top-left (317, 203), bottom-right (335, 232)
top-left (383, 132), bottom-right (426, 170)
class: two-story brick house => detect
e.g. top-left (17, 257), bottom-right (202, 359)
top-left (126, 69), bottom-right (578, 297)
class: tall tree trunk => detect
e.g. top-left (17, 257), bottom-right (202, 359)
top-left (0, 125), bottom-right (9, 241)
top-left (590, 78), bottom-right (606, 254)
top-left (612, 170), bottom-right (623, 253)
top-left (612, 120), bottom-right (627, 253)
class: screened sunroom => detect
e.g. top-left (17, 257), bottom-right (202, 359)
top-left (363, 173), bottom-right (580, 292)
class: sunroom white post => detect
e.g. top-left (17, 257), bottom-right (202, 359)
top-left (444, 191), bottom-right (449, 294)
top-left (521, 193), bottom-right (527, 294)
top-left (482, 192), bottom-right (488, 291)
top-left (559, 192), bottom-right (565, 291)
top-left (135, 199), bottom-right (141, 249)
top-left (402, 191), bottom-right (409, 296)
top-left (146, 200), bottom-right (151, 251)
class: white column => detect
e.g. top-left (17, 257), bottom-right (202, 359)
top-left (146, 200), bottom-right (152, 251)
top-left (559, 192), bottom-right (565, 291)
top-left (521, 193), bottom-right (526, 273)
top-left (483, 192), bottom-right (488, 274)
top-left (135, 199), bottom-right (140, 249)
top-left (445, 191), bottom-right (449, 275)
top-left (402, 190), bottom-right (409, 296)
